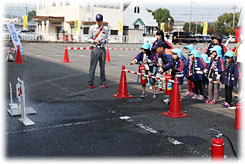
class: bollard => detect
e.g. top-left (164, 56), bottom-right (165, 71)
top-left (235, 102), bottom-right (242, 130)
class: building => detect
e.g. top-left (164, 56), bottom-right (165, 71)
top-left (123, 2), bottom-right (158, 43)
top-left (32, 1), bottom-right (124, 42)
top-left (172, 21), bottom-right (185, 32)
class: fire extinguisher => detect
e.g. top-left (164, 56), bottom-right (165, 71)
top-left (211, 136), bottom-right (224, 160)
top-left (165, 74), bottom-right (172, 96)
top-left (210, 128), bottom-right (237, 160)
top-left (140, 65), bottom-right (147, 84)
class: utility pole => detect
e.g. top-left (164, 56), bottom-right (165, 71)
top-left (232, 6), bottom-right (236, 28)
top-left (25, 3), bottom-right (28, 15)
top-left (189, 1), bottom-right (192, 32)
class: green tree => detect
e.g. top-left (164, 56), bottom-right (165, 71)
top-left (183, 22), bottom-right (203, 34)
top-left (214, 12), bottom-right (240, 35)
top-left (28, 10), bottom-right (36, 20)
top-left (152, 8), bottom-right (174, 28)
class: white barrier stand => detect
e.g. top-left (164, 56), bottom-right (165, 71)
top-left (7, 82), bottom-right (21, 116)
top-left (17, 78), bottom-right (35, 126)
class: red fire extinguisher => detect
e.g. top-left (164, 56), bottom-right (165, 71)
top-left (140, 65), bottom-right (147, 84)
top-left (165, 74), bottom-right (172, 95)
top-left (211, 137), bottom-right (224, 160)
top-left (235, 102), bottom-right (242, 130)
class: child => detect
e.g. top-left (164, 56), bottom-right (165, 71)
top-left (205, 45), bottom-right (225, 104)
top-left (200, 54), bottom-right (211, 95)
top-left (184, 44), bottom-right (195, 96)
top-left (160, 48), bottom-right (184, 87)
top-left (131, 42), bottom-right (157, 98)
top-left (221, 51), bottom-right (239, 107)
top-left (189, 50), bottom-right (207, 100)
top-left (154, 41), bottom-right (169, 91)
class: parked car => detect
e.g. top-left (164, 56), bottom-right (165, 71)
top-left (228, 36), bottom-right (236, 43)
top-left (221, 34), bottom-right (228, 43)
top-left (172, 32), bottom-right (197, 45)
top-left (196, 35), bottom-right (212, 43)
top-left (17, 30), bottom-right (43, 40)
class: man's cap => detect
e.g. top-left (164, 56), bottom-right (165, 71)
top-left (96, 14), bottom-right (103, 21)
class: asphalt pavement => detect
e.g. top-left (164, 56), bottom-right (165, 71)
top-left (4, 42), bottom-right (240, 160)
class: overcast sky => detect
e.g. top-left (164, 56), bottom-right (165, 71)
top-left (2, 0), bottom-right (243, 22)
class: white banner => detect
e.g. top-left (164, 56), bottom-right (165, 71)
top-left (7, 24), bottom-right (24, 55)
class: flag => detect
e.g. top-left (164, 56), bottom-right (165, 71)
top-left (23, 15), bottom-right (28, 29)
top-left (75, 20), bottom-right (79, 33)
top-left (202, 22), bottom-right (208, 36)
top-left (160, 23), bottom-right (165, 32)
top-left (118, 21), bottom-right (123, 32)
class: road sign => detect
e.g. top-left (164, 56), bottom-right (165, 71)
top-left (7, 24), bottom-right (24, 55)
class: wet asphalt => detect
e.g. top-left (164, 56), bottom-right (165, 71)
top-left (4, 42), bottom-right (240, 160)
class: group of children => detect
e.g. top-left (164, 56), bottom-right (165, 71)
top-left (130, 30), bottom-right (241, 108)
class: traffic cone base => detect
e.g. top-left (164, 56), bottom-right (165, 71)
top-left (161, 111), bottom-right (189, 118)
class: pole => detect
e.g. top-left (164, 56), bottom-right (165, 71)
top-left (232, 6), bottom-right (236, 29)
top-left (189, 2), bottom-right (192, 32)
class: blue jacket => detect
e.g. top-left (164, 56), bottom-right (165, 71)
top-left (190, 57), bottom-right (207, 81)
top-left (134, 52), bottom-right (155, 73)
top-left (221, 62), bottom-right (239, 87)
top-left (154, 52), bottom-right (169, 72)
top-left (163, 58), bottom-right (184, 78)
top-left (207, 57), bottom-right (225, 81)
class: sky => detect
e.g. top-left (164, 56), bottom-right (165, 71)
top-left (2, 0), bottom-right (243, 22)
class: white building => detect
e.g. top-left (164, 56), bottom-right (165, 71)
top-left (123, 2), bottom-right (158, 34)
top-left (32, 1), bottom-right (124, 42)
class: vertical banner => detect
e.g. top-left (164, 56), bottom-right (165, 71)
top-left (118, 21), bottom-right (123, 32)
top-left (160, 23), bottom-right (165, 32)
top-left (202, 22), bottom-right (208, 36)
top-left (75, 19), bottom-right (79, 33)
top-left (23, 15), bottom-right (28, 29)
top-left (7, 24), bottom-right (24, 55)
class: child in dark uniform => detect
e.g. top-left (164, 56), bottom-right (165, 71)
top-left (221, 51), bottom-right (240, 107)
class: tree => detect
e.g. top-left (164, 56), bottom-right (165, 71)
top-left (183, 22), bottom-right (203, 34)
top-left (214, 12), bottom-right (240, 36)
top-left (28, 10), bottom-right (36, 20)
top-left (152, 8), bottom-right (174, 29)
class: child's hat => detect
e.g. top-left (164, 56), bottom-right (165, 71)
top-left (171, 48), bottom-right (182, 58)
top-left (141, 42), bottom-right (151, 50)
top-left (201, 54), bottom-right (210, 64)
top-left (224, 50), bottom-right (235, 61)
top-left (210, 45), bottom-right (222, 57)
top-left (184, 44), bottom-right (194, 52)
top-left (190, 50), bottom-right (200, 58)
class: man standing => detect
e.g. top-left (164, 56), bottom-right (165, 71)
top-left (87, 14), bottom-right (109, 89)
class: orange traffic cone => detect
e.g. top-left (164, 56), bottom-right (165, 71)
top-left (162, 76), bottom-right (189, 118)
top-left (63, 46), bottom-right (71, 63)
top-left (113, 65), bottom-right (133, 98)
top-left (105, 46), bottom-right (111, 63)
top-left (15, 45), bottom-right (23, 64)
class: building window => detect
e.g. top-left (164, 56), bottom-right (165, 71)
top-left (65, 1), bottom-right (70, 6)
top-left (57, 1), bottom-right (63, 6)
top-left (83, 27), bottom-right (89, 34)
top-left (110, 30), bottom-right (118, 35)
top-left (134, 25), bottom-right (139, 29)
top-left (134, 6), bottom-right (140, 13)
top-left (52, 2), bottom-right (56, 7)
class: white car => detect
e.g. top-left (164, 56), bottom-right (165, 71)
top-left (228, 36), bottom-right (236, 43)
top-left (17, 30), bottom-right (43, 40)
